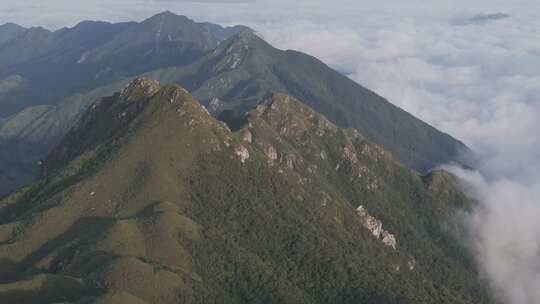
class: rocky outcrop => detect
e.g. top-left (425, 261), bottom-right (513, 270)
top-left (208, 97), bottom-right (223, 115)
top-left (408, 258), bottom-right (417, 271)
top-left (241, 129), bottom-right (252, 144)
top-left (356, 205), bottom-right (397, 250)
top-left (235, 146), bottom-right (250, 163)
top-left (265, 145), bottom-right (278, 163)
top-left (121, 77), bottom-right (160, 101)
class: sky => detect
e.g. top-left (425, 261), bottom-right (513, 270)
top-left (2, 1), bottom-right (540, 303)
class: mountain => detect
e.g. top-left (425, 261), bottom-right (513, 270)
top-left (0, 78), bottom-right (490, 303)
top-left (0, 12), bottom-right (250, 116)
top-left (0, 23), bottom-right (26, 46)
top-left (0, 26), bottom-right (56, 70)
top-left (0, 82), bottom-right (125, 196)
top-left (0, 12), bottom-right (468, 197)
top-left (0, 12), bottom-right (250, 196)
top-left (144, 31), bottom-right (469, 171)
top-left (453, 13), bottom-right (511, 26)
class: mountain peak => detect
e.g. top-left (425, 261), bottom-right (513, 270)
top-left (120, 78), bottom-right (196, 111)
top-left (145, 11), bottom-right (192, 24)
top-left (0, 22), bottom-right (25, 30)
top-left (43, 79), bottom-right (203, 173)
top-left (70, 20), bottom-right (113, 31)
top-left (121, 77), bottom-right (160, 101)
top-left (152, 83), bottom-right (201, 111)
top-left (251, 93), bottom-right (339, 136)
top-left (209, 30), bottom-right (269, 72)
top-left (214, 29), bottom-right (263, 52)
top-left (153, 10), bottom-right (177, 17)
top-left (229, 29), bottom-right (261, 46)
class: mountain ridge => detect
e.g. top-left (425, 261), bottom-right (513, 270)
top-left (0, 11), bottom-right (470, 198)
top-left (0, 12), bottom-right (251, 116)
top-left (0, 78), bottom-right (490, 303)
top-left (0, 23), bottom-right (26, 46)
top-left (145, 29), bottom-right (470, 171)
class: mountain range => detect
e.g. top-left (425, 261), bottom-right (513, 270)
top-left (0, 11), bottom-right (494, 303)
top-left (0, 11), bottom-right (249, 116)
top-left (0, 78), bottom-right (490, 303)
top-left (0, 12), bottom-right (469, 197)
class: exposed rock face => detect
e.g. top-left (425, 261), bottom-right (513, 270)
top-left (408, 258), bottom-right (417, 271)
top-left (213, 30), bottom-right (253, 73)
top-left (265, 145), bottom-right (278, 162)
top-left (356, 205), bottom-right (397, 250)
top-left (381, 231), bottom-right (397, 249)
top-left (121, 77), bottom-right (160, 101)
top-left (241, 129), bottom-right (252, 144)
top-left (284, 153), bottom-right (296, 170)
top-left (343, 146), bottom-right (359, 165)
top-left (235, 146), bottom-right (250, 163)
top-left (208, 97), bottom-right (223, 115)
top-left (320, 191), bottom-right (332, 207)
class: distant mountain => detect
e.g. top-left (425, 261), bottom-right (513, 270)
top-left (0, 23), bottom-right (26, 46)
top-left (145, 31), bottom-right (469, 172)
top-left (0, 11), bottom-right (250, 116)
top-left (0, 12), bottom-right (469, 197)
top-left (0, 78), bottom-right (490, 303)
top-left (452, 13), bottom-right (511, 26)
top-left (0, 83), bottom-right (119, 196)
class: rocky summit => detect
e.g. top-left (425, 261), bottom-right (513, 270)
top-left (0, 78), bottom-right (490, 303)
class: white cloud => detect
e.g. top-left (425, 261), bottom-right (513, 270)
top-left (449, 166), bottom-right (540, 304)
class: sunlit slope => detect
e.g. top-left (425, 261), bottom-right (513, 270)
top-left (0, 78), bottom-right (489, 303)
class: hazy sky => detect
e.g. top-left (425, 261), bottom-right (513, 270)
top-left (1, 0), bottom-right (539, 29)
top-left (2, 1), bottom-right (540, 303)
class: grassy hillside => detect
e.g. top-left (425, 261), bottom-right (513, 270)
top-left (0, 78), bottom-right (489, 303)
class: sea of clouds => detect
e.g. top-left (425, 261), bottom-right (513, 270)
top-left (2, 1), bottom-right (540, 302)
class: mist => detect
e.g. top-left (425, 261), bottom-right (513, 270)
top-left (2, 1), bottom-right (540, 302)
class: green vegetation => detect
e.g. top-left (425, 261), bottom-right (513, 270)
top-left (160, 30), bottom-right (469, 172)
top-left (0, 79), bottom-right (490, 303)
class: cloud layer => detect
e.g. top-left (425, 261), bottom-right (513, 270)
top-left (448, 167), bottom-right (540, 304)
top-left (258, 10), bottom-right (540, 304)
top-left (2, 1), bottom-right (540, 303)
